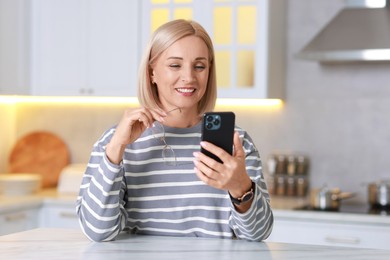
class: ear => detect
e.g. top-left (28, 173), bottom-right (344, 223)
top-left (149, 66), bottom-right (155, 83)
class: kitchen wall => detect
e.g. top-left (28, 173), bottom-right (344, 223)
top-left (1, 102), bottom-right (282, 170)
top-left (2, 0), bottom-right (390, 203)
top-left (0, 104), bottom-right (16, 171)
top-left (284, 0), bottom-right (390, 201)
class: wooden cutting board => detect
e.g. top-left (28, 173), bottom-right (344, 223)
top-left (8, 131), bottom-right (70, 188)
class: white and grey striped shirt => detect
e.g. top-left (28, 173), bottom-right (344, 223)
top-left (76, 122), bottom-right (273, 242)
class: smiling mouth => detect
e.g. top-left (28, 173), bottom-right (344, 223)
top-left (176, 88), bottom-right (195, 93)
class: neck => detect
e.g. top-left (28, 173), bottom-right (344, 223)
top-left (163, 108), bottom-right (201, 128)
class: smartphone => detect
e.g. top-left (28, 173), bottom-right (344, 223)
top-left (201, 112), bottom-right (235, 163)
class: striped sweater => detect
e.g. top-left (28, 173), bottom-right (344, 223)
top-left (76, 122), bottom-right (273, 242)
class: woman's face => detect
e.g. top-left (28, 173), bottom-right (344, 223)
top-left (151, 35), bottom-right (210, 112)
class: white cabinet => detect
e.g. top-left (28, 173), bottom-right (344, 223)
top-left (0, 197), bottom-right (79, 235)
top-left (0, 0), bottom-right (30, 95)
top-left (266, 213), bottom-right (390, 250)
top-left (40, 204), bottom-right (79, 228)
top-left (140, 0), bottom-right (285, 99)
top-left (30, 0), bottom-right (140, 96)
top-left (0, 208), bottom-right (40, 235)
top-left (2, 0), bottom-right (284, 98)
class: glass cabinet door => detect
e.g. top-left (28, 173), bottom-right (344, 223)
top-left (141, 0), bottom-right (285, 99)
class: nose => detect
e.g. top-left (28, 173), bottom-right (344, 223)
top-left (181, 65), bottom-right (195, 83)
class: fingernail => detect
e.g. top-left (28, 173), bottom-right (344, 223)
top-left (193, 152), bottom-right (199, 158)
top-left (200, 142), bottom-right (206, 147)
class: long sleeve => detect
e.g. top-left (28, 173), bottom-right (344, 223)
top-left (228, 130), bottom-right (274, 241)
top-left (76, 128), bottom-right (128, 242)
top-left (76, 124), bottom-right (273, 242)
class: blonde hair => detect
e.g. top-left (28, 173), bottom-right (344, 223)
top-left (137, 19), bottom-right (217, 114)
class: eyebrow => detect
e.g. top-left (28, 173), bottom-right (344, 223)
top-left (167, 57), bottom-right (208, 61)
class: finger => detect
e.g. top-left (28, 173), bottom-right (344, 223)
top-left (194, 150), bottom-right (221, 172)
top-left (137, 108), bottom-right (164, 127)
top-left (136, 111), bottom-right (152, 128)
top-left (149, 108), bottom-right (168, 122)
top-left (200, 141), bottom-right (231, 164)
top-left (193, 157), bottom-right (220, 180)
top-left (233, 131), bottom-right (245, 157)
top-left (194, 165), bottom-right (219, 187)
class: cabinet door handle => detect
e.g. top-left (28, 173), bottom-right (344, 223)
top-left (59, 212), bottom-right (78, 219)
top-left (5, 213), bottom-right (27, 222)
top-left (325, 236), bottom-right (360, 245)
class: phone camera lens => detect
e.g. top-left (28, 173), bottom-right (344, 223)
top-left (213, 119), bottom-right (220, 125)
top-left (206, 123), bottom-right (213, 129)
top-left (206, 115), bottom-right (214, 122)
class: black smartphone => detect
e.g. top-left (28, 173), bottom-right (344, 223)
top-left (201, 111), bottom-right (235, 163)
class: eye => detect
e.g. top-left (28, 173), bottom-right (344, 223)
top-left (194, 63), bottom-right (206, 71)
top-left (169, 64), bottom-right (181, 69)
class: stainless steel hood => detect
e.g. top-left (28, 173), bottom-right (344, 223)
top-left (297, 0), bottom-right (390, 63)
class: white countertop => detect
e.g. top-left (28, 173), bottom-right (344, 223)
top-left (0, 228), bottom-right (389, 260)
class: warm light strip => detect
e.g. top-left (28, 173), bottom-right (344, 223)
top-left (0, 95), bottom-right (282, 107)
top-left (216, 98), bottom-right (283, 107)
top-left (0, 95), bottom-right (139, 105)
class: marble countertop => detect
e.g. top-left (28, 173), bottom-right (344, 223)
top-left (1, 228), bottom-right (389, 260)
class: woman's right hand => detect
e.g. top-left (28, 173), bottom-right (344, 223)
top-left (105, 107), bottom-right (167, 164)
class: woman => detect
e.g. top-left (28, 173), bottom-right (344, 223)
top-left (76, 19), bottom-right (273, 242)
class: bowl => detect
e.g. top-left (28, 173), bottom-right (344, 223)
top-left (0, 173), bottom-right (42, 196)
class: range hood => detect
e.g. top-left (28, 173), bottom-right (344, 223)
top-left (297, 0), bottom-right (390, 63)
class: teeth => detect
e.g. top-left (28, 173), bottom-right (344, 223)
top-left (176, 88), bottom-right (195, 93)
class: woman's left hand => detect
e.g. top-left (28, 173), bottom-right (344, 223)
top-left (193, 131), bottom-right (252, 199)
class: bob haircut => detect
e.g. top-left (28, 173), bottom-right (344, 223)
top-left (137, 19), bottom-right (217, 115)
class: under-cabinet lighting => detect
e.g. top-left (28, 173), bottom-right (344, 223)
top-left (347, 0), bottom-right (386, 8)
top-left (0, 95), bottom-right (283, 108)
top-left (216, 98), bottom-right (282, 107)
top-left (0, 96), bottom-right (139, 105)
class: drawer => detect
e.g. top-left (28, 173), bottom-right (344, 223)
top-left (0, 209), bottom-right (40, 235)
top-left (266, 218), bottom-right (390, 250)
top-left (40, 205), bottom-right (79, 229)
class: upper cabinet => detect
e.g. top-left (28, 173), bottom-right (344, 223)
top-left (0, 0), bottom-right (30, 95)
top-left (30, 0), bottom-right (140, 96)
top-left (141, 0), bottom-right (286, 99)
top-left (0, 0), bottom-right (285, 98)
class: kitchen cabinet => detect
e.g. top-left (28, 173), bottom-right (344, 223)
top-left (0, 205), bottom-right (78, 235)
top-left (0, 0), bottom-right (30, 95)
top-left (0, 208), bottom-right (40, 236)
top-left (29, 0), bottom-right (139, 96)
top-left (266, 211), bottom-right (390, 250)
top-left (1, 0), bottom-right (285, 98)
top-left (39, 204), bottom-right (79, 229)
top-left (140, 0), bottom-right (285, 99)
top-left (0, 192), bottom-right (79, 235)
